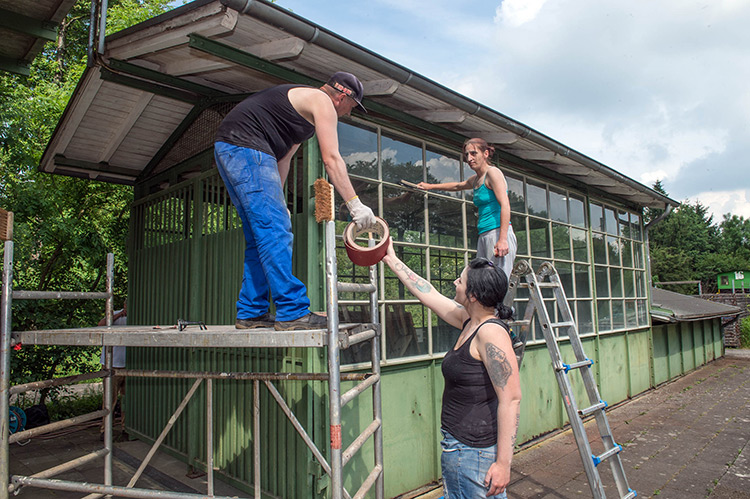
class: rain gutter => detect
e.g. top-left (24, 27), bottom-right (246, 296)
top-left (221, 0), bottom-right (677, 210)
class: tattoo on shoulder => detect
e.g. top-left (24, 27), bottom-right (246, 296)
top-left (485, 343), bottom-right (512, 389)
top-left (395, 262), bottom-right (431, 293)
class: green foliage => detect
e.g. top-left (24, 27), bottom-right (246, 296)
top-left (740, 313), bottom-right (750, 349)
top-left (45, 385), bottom-right (103, 422)
top-left (1, 0), bottom-right (172, 392)
top-left (648, 182), bottom-right (750, 294)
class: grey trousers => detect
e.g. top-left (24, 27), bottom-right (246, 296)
top-left (477, 224), bottom-right (517, 280)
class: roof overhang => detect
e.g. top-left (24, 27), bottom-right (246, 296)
top-left (0, 0), bottom-right (76, 76)
top-left (40, 0), bottom-right (679, 210)
top-left (650, 287), bottom-right (742, 324)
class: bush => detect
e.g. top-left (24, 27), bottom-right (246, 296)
top-left (741, 313), bottom-right (750, 349)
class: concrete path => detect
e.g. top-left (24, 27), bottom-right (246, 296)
top-left (8, 350), bottom-right (750, 499)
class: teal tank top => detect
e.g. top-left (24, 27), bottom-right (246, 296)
top-left (473, 176), bottom-right (502, 235)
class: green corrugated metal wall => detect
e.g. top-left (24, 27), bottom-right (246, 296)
top-left (126, 146), bottom-right (330, 498)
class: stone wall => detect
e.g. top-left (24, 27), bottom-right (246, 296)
top-left (700, 293), bottom-right (749, 347)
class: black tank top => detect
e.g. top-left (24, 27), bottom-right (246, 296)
top-left (441, 318), bottom-right (509, 447)
top-left (215, 84), bottom-right (316, 160)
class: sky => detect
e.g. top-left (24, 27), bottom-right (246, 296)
top-left (274, 0), bottom-right (750, 223)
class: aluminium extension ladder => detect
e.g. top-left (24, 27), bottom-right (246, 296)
top-left (503, 260), bottom-right (636, 499)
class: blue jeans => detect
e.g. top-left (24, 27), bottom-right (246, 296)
top-left (441, 430), bottom-right (507, 499)
top-left (214, 142), bottom-right (310, 321)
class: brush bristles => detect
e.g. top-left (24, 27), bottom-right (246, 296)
top-left (0, 208), bottom-right (13, 242)
top-left (313, 178), bottom-right (335, 223)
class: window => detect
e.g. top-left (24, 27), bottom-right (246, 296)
top-left (589, 201), bottom-right (648, 332)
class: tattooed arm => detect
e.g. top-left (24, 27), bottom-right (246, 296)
top-left (382, 240), bottom-right (468, 329)
top-left (475, 323), bottom-right (522, 496)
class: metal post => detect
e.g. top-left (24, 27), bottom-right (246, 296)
top-left (206, 379), bottom-right (214, 496)
top-left (0, 240), bottom-right (14, 499)
top-left (324, 220), bottom-right (343, 499)
top-left (253, 380), bottom-right (260, 499)
top-left (103, 253), bottom-right (114, 489)
top-left (97, 0), bottom-right (109, 54)
top-left (368, 238), bottom-right (384, 499)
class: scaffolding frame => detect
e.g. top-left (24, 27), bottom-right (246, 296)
top-left (0, 210), bottom-right (384, 499)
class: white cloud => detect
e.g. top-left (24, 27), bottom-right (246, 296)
top-left (495, 0), bottom-right (548, 27)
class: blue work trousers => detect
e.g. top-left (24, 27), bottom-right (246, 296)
top-left (214, 142), bottom-right (310, 321)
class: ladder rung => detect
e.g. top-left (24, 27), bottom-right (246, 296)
top-left (578, 400), bottom-right (608, 417)
top-left (557, 358), bottom-right (593, 373)
top-left (549, 321), bottom-right (574, 329)
top-left (508, 319), bottom-right (530, 327)
top-left (341, 374), bottom-right (380, 406)
top-left (536, 282), bottom-right (559, 288)
top-left (623, 489), bottom-right (637, 499)
top-left (592, 444), bottom-right (622, 467)
top-left (337, 281), bottom-right (376, 293)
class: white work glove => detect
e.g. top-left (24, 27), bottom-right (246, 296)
top-left (346, 196), bottom-right (377, 231)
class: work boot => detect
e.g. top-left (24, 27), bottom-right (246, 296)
top-left (274, 312), bottom-right (327, 331)
top-left (235, 313), bottom-right (275, 329)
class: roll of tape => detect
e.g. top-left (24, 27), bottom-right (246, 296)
top-left (343, 217), bottom-right (391, 267)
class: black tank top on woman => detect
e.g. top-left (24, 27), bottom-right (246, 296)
top-left (441, 318), bottom-right (509, 448)
top-left (215, 84), bottom-right (316, 160)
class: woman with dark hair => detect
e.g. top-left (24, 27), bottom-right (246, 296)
top-left (417, 138), bottom-right (517, 280)
top-left (382, 241), bottom-right (521, 498)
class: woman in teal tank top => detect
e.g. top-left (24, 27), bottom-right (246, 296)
top-left (418, 138), bottom-right (517, 279)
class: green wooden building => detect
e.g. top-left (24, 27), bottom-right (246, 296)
top-left (38, 0), bottom-right (730, 496)
top-left (717, 271), bottom-right (750, 293)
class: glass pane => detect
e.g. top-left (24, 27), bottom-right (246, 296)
top-left (574, 264), bottom-right (591, 298)
top-left (425, 148), bottom-right (462, 199)
top-left (511, 215), bottom-right (527, 256)
top-left (605, 207), bottom-right (618, 236)
top-left (433, 315), bottom-right (461, 354)
top-left (431, 249), bottom-right (465, 297)
top-left (335, 243), bottom-right (374, 301)
top-left (506, 174), bottom-right (525, 213)
top-left (384, 184), bottom-right (425, 244)
top-left (552, 223), bottom-right (571, 260)
top-left (571, 227), bottom-right (589, 262)
top-left (607, 236), bottom-right (621, 266)
top-left (338, 121), bottom-right (378, 180)
top-left (636, 271), bottom-right (647, 297)
top-left (621, 240), bottom-right (633, 268)
top-left (610, 268), bottom-right (623, 297)
top-left (625, 300), bottom-right (637, 327)
top-left (619, 211), bottom-right (631, 238)
top-left (592, 232), bottom-right (607, 264)
top-left (549, 188), bottom-right (568, 223)
top-left (340, 305), bottom-right (375, 364)
top-left (590, 202), bottom-right (604, 232)
top-left (429, 196), bottom-right (464, 248)
top-left (462, 160), bottom-right (474, 202)
top-left (631, 213), bottom-right (643, 241)
top-left (557, 262), bottom-right (574, 297)
top-left (577, 301), bottom-right (594, 335)
top-left (385, 303), bottom-right (429, 359)
top-left (612, 300), bottom-right (625, 329)
top-left (597, 300), bottom-right (612, 331)
top-left (595, 265), bottom-right (609, 298)
top-left (637, 299), bottom-right (649, 326)
top-left (383, 246), bottom-right (426, 300)
top-left (467, 207), bottom-right (478, 250)
top-left (528, 218), bottom-right (550, 258)
top-left (570, 194), bottom-right (586, 228)
top-left (633, 243), bottom-right (644, 269)
top-left (382, 134), bottom-right (423, 185)
top-left (527, 181), bottom-right (548, 218)
top-left (623, 269), bottom-right (635, 297)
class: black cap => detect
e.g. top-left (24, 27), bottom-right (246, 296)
top-left (327, 72), bottom-right (366, 112)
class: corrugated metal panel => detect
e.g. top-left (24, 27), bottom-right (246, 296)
top-left (126, 157), bottom-right (328, 498)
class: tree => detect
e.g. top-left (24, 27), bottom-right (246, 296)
top-left (1, 0), bottom-right (172, 400)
